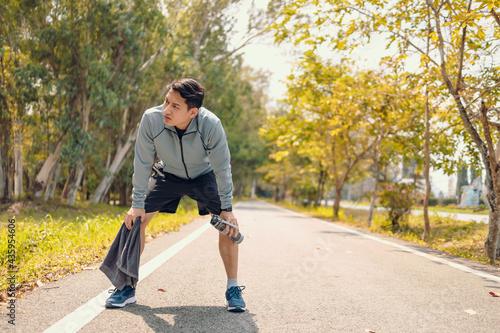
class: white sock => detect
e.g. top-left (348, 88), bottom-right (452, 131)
top-left (227, 278), bottom-right (238, 289)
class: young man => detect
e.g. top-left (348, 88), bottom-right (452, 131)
top-left (105, 78), bottom-right (245, 312)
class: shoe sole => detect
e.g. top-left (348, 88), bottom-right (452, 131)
top-left (225, 300), bottom-right (246, 312)
top-left (105, 296), bottom-right (137, 308)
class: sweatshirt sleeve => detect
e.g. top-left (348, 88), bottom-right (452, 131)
top-left (132, 112), bottom-right (156, 209)
top-left (206, 120), bottom-right (233, 209)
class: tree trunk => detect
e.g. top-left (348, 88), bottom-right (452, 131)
top-left (125, 185), bottom-right (131, 206)
top-left (119, 182), bottom-right (127, 206)
top-left (61, 168), bottom-right (75, 200)
top-left (441, 69), bottom-right (499, 262)
top-left (428, 2), bottom-right (498, 262)
top-left (91, 133), bottom-right (135, 203)
top-left (251, 179), bottom-right (256, 199)
top-left (367, 182), bottom-right (378, 228)
top-left (64, 92), bottom-right (91, 206)
top-left (282, 183), bottom-right (288, 202)
top-left (368, 148), bottom-right (380, 228)
top-left (422, 96), bottom-right (431, 242)
top-left (315, 170), bottom-right (325, 207)
top-left (333, 185), bottom-right (342, 217)
top-left (33, 139), bottom-right (63, 197)
top-left (67, 162), bottom-right (85, 205)
top-left (0, 150), bottom-right (4, 200)
top-left (44, 161), bottom-right (61, 201)
top-left (485, 209), bottom-right (500, 262)
top-left (13, 124), bottom-right (23, 198)
top-left (81, 170), bottom-right (86, 201)
top-left (105, 186), bottom-right (111, 204)
top-left (8, 168), bottom-right (14, 200)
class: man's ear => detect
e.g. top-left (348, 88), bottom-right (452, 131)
top-left (189, 107), bottom-right (199, 119)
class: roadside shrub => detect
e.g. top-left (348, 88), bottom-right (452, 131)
top-left (417, 197), bottom-right (438, 206)
top-left (378, 182), bottom-right (418, 231)
top-left (442, 198), bottom-right (458, 206)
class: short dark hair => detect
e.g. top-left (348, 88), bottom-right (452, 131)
top-left (166, 78), bottom-right (205, 110)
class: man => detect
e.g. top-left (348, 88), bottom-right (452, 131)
top-left (104, 78), bottom-right (245, 312)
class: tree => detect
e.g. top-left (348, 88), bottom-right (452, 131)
top-left (261, 52), bottom-right (424, 217)
top-left (1, 0), bottom-right (273, 209)
top-left (273, 0), bottom-right (500, 263)
top-left (0, 1), bottom-right (41, 199)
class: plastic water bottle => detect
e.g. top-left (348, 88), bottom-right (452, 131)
top-left (210, 215), bottom-right (244, 244)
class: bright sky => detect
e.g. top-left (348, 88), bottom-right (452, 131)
top-left (229, 0), bottom-right (452, 197)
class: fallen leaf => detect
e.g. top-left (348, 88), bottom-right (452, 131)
top-left (365, 330), bottom-right (376, 333)
top-left (464, 309), bottom-right (476, 315)
top-left (36, 280), bottom-right (44, 287)
top-left (158, 288), bottom-right (167, 292)
top-left (316, 247), bottom-right (322, 250)
top-left (489, 292), bottom-right (499, 297)
top-left (83, 267), bottom-right (98, 271)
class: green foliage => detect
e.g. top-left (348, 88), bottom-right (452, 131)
top-left (1, 0), bottom-right (270, 203)
top-left (259, 51), bottom-right (431, 214)
top-left (272, 0), bottom-right (500, 176)
top-left (378, 182), bottom-right (418, 230)
top-left (269, 0), bottom-right (500, 261)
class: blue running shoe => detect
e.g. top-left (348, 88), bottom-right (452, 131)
top-left (225, 286), bottom-right (246, 312)
top-left (105, 285), bottom-right (136, 308)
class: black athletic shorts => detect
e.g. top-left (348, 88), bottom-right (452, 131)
top-left (144, 161), bottom-right (222, 216)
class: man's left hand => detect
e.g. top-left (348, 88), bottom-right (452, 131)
top-left (219, 211), bottom-right (239, 239)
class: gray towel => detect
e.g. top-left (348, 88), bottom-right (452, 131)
top-left (99, 217), bottom-right (142, 290)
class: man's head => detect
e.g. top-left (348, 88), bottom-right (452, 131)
top-left (163, 78), bottom-right (205, 130)
top-left (166, 78), bottom-right (205, 110)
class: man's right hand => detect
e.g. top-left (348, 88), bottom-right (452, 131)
top-left (124, 207), bottom-right (146, 230)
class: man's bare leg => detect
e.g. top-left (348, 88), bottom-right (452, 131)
top-left (218, 232), bottom-right (238, 279)
top-left (140, 211), bottom-right (159, 255)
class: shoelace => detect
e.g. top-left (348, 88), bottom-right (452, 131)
top-left (228, 286), bottom-right (245, 299)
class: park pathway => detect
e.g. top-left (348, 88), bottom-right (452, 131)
top-left (4, 200), bottom-right (500, 332)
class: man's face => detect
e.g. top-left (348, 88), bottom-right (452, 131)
top-left (163, 89), bottom-right (198, 130)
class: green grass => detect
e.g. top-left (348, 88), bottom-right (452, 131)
top-left (275, 201), bottom-right (493, 265)
top-left (0, 199), bottom-right (127, 224)
top-left (0, 199), bottom-right (200, 303)
top-left (424, 205), bottom-right (489, 215)
top-left (342, 201), bottom-right (489, 215)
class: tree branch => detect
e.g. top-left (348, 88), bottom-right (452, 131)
top-left (223, 28), bottom-right (269, 61)
top-left (488, 121), bottom-right (500, 130)
top-left (139, 46), bottom-right (166, 72)
top-left (455, 0), bottom-right (472, 94)
top-left (426, 0), bottom-right (456, 93)
top-left (379, 28), bottom-right (440, 67)
top-left (462, 81), bottom-right (500, 111)
top-left (346, 4), bottom-right (440, 67)
top-left (480, 102), bottom-right (498, 171)
top-left (491, 8), bottom-right (500, 28)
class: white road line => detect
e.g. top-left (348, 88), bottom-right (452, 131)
top-left (275, 204), bottom-right (500, 284)
top-left (44, 222), bottom-right (211, 333)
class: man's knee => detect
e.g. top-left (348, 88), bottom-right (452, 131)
top-left (141, 211), bottom-right (158, 229)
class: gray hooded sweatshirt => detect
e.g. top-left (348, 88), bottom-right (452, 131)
top-left (132, 105), bottom-right (233, 210)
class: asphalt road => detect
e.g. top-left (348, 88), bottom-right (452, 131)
top-left (3, 200), bottom-right (500, 332)
top-left (340, 203), bottom-right (490, 224)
